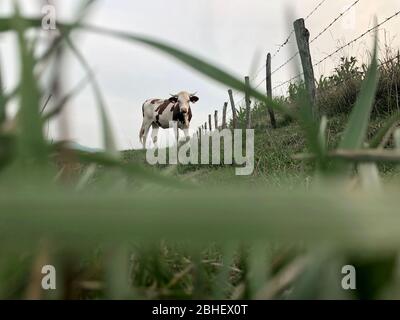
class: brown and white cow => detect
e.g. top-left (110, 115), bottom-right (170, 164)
top-left (139, 91), bottom-right (199, 148)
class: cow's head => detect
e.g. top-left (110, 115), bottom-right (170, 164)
top-left (169, 91), bottom-right (199, 128)
top-left (169, 91), bottom-right (199, 113)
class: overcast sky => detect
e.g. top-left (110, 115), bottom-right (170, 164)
top-left (1, 0), bottom-right (399, 149)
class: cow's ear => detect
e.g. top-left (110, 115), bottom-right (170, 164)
top-left (190, 96), bottom-right (199, 103)
top-left (169, 96), bottom-right (178, 103)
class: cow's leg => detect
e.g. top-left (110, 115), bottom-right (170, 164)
top-left (139, 121), bottom-right (145, 145)
top-left (151, 123), bottom-right (159, 147)
top-left (172, 121), bottom-right (179, 145)
top-left (183, 128), bottom-right (190, 141)
top-left (141, 120), bottom-right (152, 149)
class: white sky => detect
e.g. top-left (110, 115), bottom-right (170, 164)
top-left (1, 0), bottom-right (399, 150)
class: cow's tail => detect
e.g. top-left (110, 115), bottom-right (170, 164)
top-left (139, 102), bottom-right (146, 144)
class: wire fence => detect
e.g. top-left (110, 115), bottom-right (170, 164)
top-left (250, 0), bottom-right (331, 86)
top-left (242, 0), bottom-right (335, 103)
top-left (313, 9), bottom-right (400, 68)
top-left (270, 0), bottom-right (329, 59)
top-left (310, 0), bottom-right (360, 44)
top-left (198, 1), bottom-right (400, 134)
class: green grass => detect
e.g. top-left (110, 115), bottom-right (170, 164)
top-left (121, 111), bottom-right (399, 190)
top-left (2, 2), bottom-right (400, 300)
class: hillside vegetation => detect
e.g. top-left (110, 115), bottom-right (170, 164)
top-left (123, 53), bottom-right (400, 187)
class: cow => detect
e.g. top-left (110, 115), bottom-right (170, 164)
top-left (139, 91), bottom-right (199, 148)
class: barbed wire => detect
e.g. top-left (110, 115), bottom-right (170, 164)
top-left (305, 0), bottom-right (330, 21)
top-left (251, 64), bottom-right (266, 82)
top-left (271, 8), bottom-right (400, 93)
top-left (310, 0), bottom-right (361, 45)
top-left (270, 0), bottom-right (357, 76)
top-left (216, 52), bottom-right (399, 122)
top-left (203, 5), bottom-right (400, 127)
top-left (248, 0), bottom-right (332, 95)
top-left (271, 0), bottom-right (329, 59)
top-left (272, 30), bottom-right (295, 59)
top-left (255, 78), bottom-right (266, 89)
top-left (266, 0), bottom-right (336, 77)
top-left (236, 96), bottom-right (245, 106)
top-left (314, 9), bottom-right (400, 68)
top-left (271, 51), bottom-right (299, 76)
top-left (316, 56), bottom-right (400, 97)
top-left (272, 72), bottom-right (304, 91)
top-left (272, 50), bottom-right (400, 94)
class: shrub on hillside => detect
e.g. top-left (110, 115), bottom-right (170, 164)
top-left (280, 54), bottom-right (400, 118)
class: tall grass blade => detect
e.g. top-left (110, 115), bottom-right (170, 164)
top-left (0, 16), bottom-right (293, 117)
top-left (296, 90), bottom-right (326, 169)
top-left (369, 112), bottom-right (400, 148)
top-left (339, 34), bottom-right (379, 150)
top-left (42, 73), bottom-right (91, 121)
top-left (64, 37), bottom-right (118, 157)
top-left (56, 145), bottom-right (189, 188)
top-left (81, 24), bottom-right (292, 117)
top-left (0, 56), bottom-right (5, 124)
top-left (247, 244), bottom-right (269, 298)
top-left (13, 5), bottom-right (47, 166)
top-left (212, 245), bottom-right (236, 299)
top-left (394, 129), bottom-right (400, 149)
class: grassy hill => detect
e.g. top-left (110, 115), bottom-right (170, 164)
top-left (122, 113), bottom-right (398, 189)
top-left (120, 54), bottom-right (400, 189)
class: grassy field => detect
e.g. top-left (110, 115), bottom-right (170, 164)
top-left (122, 112), bottom-right (400, 188)
top-left (2, 1), bottom-right (400, 300)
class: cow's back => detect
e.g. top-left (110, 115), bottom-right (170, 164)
top-left (142, 98), bottom-right (174, 129)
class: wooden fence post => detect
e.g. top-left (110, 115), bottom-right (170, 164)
top-left (214, 110), bottom-right (218, 131)
top-left (294, 18), bottom-right (317, 119)
top-left (222, 102), bottom-right (227, 129)
top-left (245, 76), bottom-right (251, 129)
top-left (208, 114), bottom-right (212, 132)
top-left (266, 53), bottom-right (277, 129)
top-left (228, 89), bottom-right (237, 129)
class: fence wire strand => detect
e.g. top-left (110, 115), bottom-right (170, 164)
top-left (251, 64), bottom-right (266, 82)
top-left (272, 72), bottom-right (304, 91)
top-left (273, 48), bottom-right (400, 93)
top-left (314, 9), bottom-right (400, 68)
top-left (272, 52), bottom-right (299, 75)
top-left (310, 0), bottom-right (361, 44)
top-left (305, 0), bottom-right (330, 21)
top-left (271, 0), bottom-right (330, 59)
top-left (203, 5), bottom-right (400, 128)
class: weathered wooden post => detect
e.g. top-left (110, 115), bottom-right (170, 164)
top-left (245, 76), bottom-right (251, 129)
top-left (222, 102), bottom-right (228, 129)
top-left (214, 110), bottom-right (218, 131)
top-left (266, 53), bottom-right (277, 129)
top-left (208, 114), bottom-right (212, 132)
top-left (228, 89), bottom-right (237, 129)
top-left (294, 18), bottom-right (317, 119)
